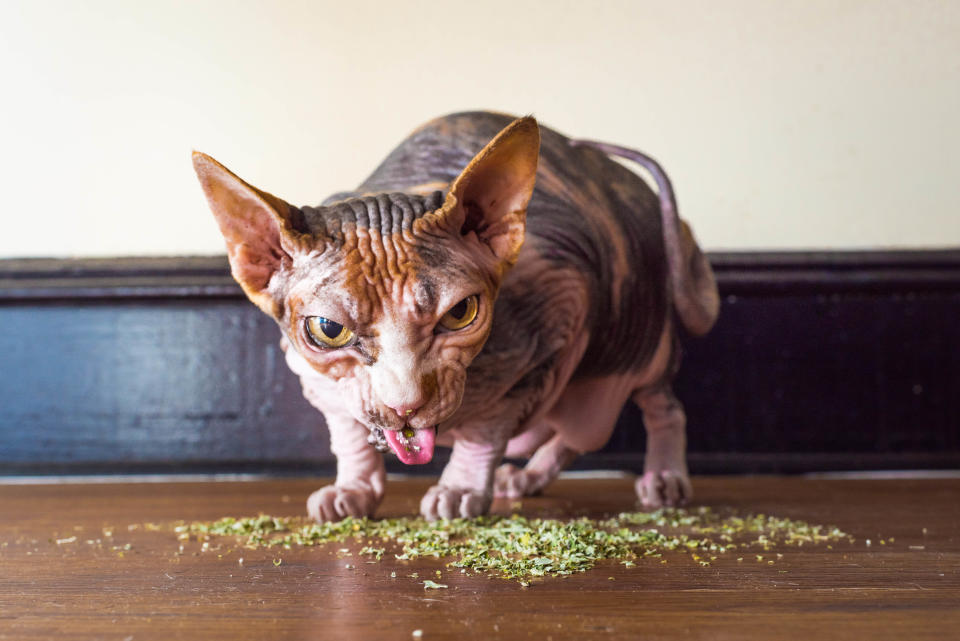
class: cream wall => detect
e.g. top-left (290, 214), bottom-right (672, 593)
top-left (1, 0), bottom-right (958, 257)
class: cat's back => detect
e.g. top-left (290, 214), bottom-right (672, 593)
top-left (354, 112), bottom-right (511, 193)
top-left (357, 111), bottom-right (662, 224)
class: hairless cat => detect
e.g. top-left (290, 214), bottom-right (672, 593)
top-left (193, 112), bottom-right (719, 521)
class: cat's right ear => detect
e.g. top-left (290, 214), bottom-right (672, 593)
top-left (192, 152), bottom-right (307, 317)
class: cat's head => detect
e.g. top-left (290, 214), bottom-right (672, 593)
top-left (193, 117), bottom-right (540, 464)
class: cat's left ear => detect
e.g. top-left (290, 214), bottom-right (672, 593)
top-left (192, 152), bottom-right (308, 317)
top-left (438, 116), bottom-right (540, 266)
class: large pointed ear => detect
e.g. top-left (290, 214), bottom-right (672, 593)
top-left (192, 152), bottom-right (307, 316)
top-left (439, 116), bottom-right (540, 266)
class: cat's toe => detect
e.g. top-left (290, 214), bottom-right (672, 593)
top-left (635, 470), bottom-right (692, 509)
top-left (494, 463), bottom-right (541, 499)
top-left (493, 463), bottom-right (523, 499)
top-left (420, 484), bottom-right (490, 521)
top-left (307, 485), bottom-right (378, 522)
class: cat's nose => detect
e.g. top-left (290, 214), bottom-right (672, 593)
top-left (386, 400), bottom-right (426, 419)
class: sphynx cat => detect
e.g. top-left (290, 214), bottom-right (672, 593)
top-left (193, 112), bottom-right (719, 521)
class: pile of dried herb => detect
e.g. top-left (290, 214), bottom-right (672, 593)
top-left (176, 507), bottom-right (849, 581)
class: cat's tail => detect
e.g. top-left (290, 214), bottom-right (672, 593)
top-left (568, 139), bottom-right (720, 336)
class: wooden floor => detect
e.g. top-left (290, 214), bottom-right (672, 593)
top-left (1, 476), bottom-right (958, 640)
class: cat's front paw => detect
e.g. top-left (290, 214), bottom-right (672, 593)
top-left (420, 484), bottom-right (491, 520)
top-left (635, 470), bottom-right (693, 509)
top-left (493, 463), bottom-right (546, 499)
top-left (307, 484), bottom-right (380, 522)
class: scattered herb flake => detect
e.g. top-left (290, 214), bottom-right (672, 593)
top-left (172, 507), bottom-right (848, 582)
top-left (422, 580), bottom-right (448, 590)
top-left (359, 546), bottom-right (385, 560)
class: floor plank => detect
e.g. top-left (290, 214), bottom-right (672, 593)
top-left (1, 476), bottom-right (958, 640)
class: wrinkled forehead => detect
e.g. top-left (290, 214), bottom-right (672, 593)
top-left (285, 223), bottom-right (479, 329)
top-left (301, 191), bottom-right (445, 240)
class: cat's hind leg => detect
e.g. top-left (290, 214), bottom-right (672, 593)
top-left (495, 375), bottom-right (635, 499)
top-left (494, 420), bottom-right (558, 497)
top-left (494, 432), bottom-right (578, 499)
top-left (495, 420), bottom-right (557, 498)
top-left (633, 384), bottom-right (692, 508)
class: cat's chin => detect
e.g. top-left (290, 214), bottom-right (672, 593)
top-left (381, 425), bottom-right (437, 465)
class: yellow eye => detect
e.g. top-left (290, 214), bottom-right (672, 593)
top-left (439, 295), bottom-right (479, 331)
top-left (306, 317), bottom-right (355, 348)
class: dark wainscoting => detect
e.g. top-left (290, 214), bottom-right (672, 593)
top-left (1, 251), bottom-right (958, 476)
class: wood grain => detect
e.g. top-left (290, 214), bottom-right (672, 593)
top-left (1, 477), bottom-right (958, 640)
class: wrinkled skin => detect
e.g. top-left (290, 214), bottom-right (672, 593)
top-left (193, 111), bottom-right (719, 521)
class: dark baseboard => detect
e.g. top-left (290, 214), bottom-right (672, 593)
top-left (1, 250), bottom-right (958, 476)
top-left (3, 250), bottom-right (960, 299)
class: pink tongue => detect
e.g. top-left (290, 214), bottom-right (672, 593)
top-left (384, 427), bottom-right (436, 465)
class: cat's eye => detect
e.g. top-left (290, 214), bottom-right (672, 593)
top-left (305, 316), bottom-right (355, 348)
top-left (438, 295), bottom-right (479, 331)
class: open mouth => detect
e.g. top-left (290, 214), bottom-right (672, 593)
top-left (368, 425), bottom-right (437, 465)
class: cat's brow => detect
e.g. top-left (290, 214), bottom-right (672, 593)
top-left (309, 272), bottom-right (341, 296)
top-left (414, 276), bottom-right (438, 315)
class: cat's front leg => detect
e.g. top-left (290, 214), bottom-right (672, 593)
top-left (307, 409), bottom-right (385, 522)
top-left (420, 427), bottom-right (510, 520)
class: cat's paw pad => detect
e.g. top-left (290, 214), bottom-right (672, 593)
top-left (635, 470), bottom-right (692, 509)
top-left (420, 484), bottom-right (491, 520)
top-left (307, 485), bottom-right (379, 522)
top-left (493, 463), bottom-right (545, 499)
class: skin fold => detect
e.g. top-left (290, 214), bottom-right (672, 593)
top-left (193, 111), bottom-right (719, 521)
